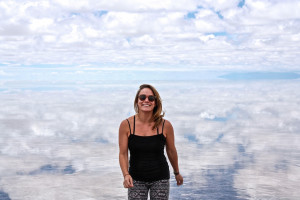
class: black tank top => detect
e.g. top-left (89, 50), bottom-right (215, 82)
top-left (127, 116), bottom-right (170, 182)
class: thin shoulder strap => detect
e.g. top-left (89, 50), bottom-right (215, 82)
top-left (161, 120), bottom-right (166, 134)
top-left (126, 119), bottom-right (132, 135)
top-left (133, 115), bottom-right (136, 135)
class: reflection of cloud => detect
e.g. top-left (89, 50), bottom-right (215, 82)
top-left (0, 190), bottom-right (10, 200)
top-left (160, 80), bottom-right (300, 199)
top-left (28, 164), bottom-right (76, 175)
top-left (199, 112), bottom-right (216, 119)
top-left (0, 70), bottom-right (11, 76)
top-left (0, 143), bottom-right (124, 199)
top-left (1, 173), bottom-right (125, 200)
top-left (234, 151), bottom-right (300, 200)
top-left (0, 80), bottom-right (300, 199)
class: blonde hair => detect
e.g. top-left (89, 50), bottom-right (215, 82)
top-left (134, 84), bottom-right (165, 130)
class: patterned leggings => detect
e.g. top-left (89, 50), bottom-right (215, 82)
top-left (128, 179), bottom-right (169, 200)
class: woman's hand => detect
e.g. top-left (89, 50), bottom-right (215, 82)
top-left (175, 173), bottom-right (183, 186)
top-left (123, 174), bottom-right (134, 188)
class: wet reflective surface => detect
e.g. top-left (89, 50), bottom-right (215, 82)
top-left (0, 80), bottom-right (299, 199)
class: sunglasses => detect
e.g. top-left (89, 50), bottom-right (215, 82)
top-left (138, 95), bottom-right (156, 102)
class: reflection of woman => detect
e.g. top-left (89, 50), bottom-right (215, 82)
top-left (119, 84), bottom-right (183, 199)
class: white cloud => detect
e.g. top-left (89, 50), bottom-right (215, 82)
top-left (246, 0), bottom-right (300, 20)
top-left (200, 0), bottom-right (241, 11)
top-left (51, 0), bottom-right (197, 12)
top-left (0, 0), bottom-right (299, 71)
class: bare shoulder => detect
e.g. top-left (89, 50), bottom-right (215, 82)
top-left (163, 119), bottom-right (173, 129)
top-left (119, 116), bottom-right (134, 136)
top-left (120, 116), bottom-right (134, 126)
top-left (119, 119), bottom-right (127, 128)
top-left (162, 119), bottom-right (174, 138)
top-left (119, 119), bottom-right (128, 131)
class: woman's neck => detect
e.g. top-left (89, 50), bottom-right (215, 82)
top-left (136, 112), bottom-right (153, 123)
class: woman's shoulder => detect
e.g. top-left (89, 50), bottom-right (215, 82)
top-left (161, 118), bottom-right (173, 131)
top-left (160, 118), bottom-right (173, 138)
top-left (119, 116), bottom-right (135, 135)
top-left (126, 115), bottom-right (135, 123)
top-left (120, 115), bottom-right (134, 125)
top-left (162, 118), bottom-right (172, 126)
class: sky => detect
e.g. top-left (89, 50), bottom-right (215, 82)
top-left (1, 0), bottom-right (300, 81)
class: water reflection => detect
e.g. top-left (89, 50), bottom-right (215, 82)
top-left (0, 80), bottom-right (299, 199)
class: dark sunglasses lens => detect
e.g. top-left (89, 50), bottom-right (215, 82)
top-left (148, 96), bottom-right (155, 102)
top-left (139, 95), bottom-right (146, 101)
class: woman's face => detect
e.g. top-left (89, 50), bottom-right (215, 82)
top-left (137, 88), bottom-right (156, 113)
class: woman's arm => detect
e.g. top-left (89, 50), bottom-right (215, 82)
top-left (165, 120), bottom-right (183, 186)
top-left (119, 120), bottom-right (133, 188)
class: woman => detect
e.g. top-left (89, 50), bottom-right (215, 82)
top-left (119, 84), bottom-right (183, 200)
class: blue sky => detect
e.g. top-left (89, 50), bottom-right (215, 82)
top-left (1, 0), bottom-right (300, 82)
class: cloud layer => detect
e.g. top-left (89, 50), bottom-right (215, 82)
top-left (1, 0), bottom-right (300, 70)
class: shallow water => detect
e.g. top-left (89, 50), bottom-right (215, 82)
top-left (0, 80), bottom-right (299, 199)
